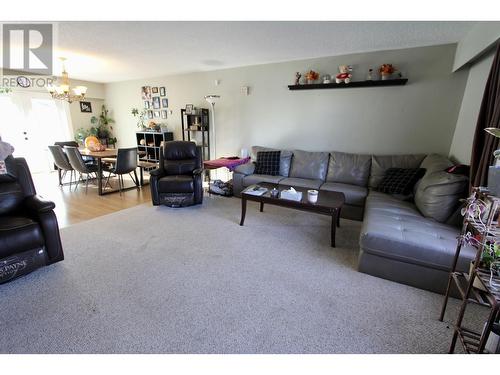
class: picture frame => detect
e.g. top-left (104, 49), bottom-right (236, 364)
top-left (153, 111), bottom-right (160, 118)
top-left (161, 110), bottom-right (167, 119)
top-left (160, 87), bottom-right (166, 96)
top-left (141, 86), bottom-right (151, 100)
top-left (185, 104), bottom-right (193, 114)
top-left (147, 110), bottom-right (153, 119)
top-left (161, 98), bottom-right (168, 108)
top-left (152, 87), bottom-right (159, 94)
top-left (79, 101), bottom-right (92, 113)
top-left (144, 101), bottom-right (150, 109)
top-left (152, 96), bottom-right (161, 109)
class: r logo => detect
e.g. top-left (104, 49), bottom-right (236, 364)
top-left (2, 24), bottom-right (52, 75)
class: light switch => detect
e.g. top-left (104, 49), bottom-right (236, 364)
top-left (241, 86), bottom-right (249, 96)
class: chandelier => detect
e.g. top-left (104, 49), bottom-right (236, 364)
top-left (47, 58), bottom-right (87, 103)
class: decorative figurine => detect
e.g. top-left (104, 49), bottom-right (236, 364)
top-left (366, 68), bottom-right (374, 81)
top-left (322, 74), bottom-right (331, 84)
top-left (295, 72), bottom-right (301, 85)
top-left (335, 65), bottom-right (353, 84)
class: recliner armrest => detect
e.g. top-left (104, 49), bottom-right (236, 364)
top-left (193, 168), bottom-right (203, 175)
top-left (149, 168), bottom-right (165, 177)
top-left (233, 162), bottom-right (255, 176)
top-left (23, 195), bottom-right (55, 213)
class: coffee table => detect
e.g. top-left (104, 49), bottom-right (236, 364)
top-left (239, 183), bottom-right (345, 247)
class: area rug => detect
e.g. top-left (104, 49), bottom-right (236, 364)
top-left (0, 196), bottom-right (482, 353)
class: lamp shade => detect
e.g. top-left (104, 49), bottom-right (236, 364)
top-left (485, 127), bottom-right (500, 138)
top-left (204, 95), bottom-right (220, 106)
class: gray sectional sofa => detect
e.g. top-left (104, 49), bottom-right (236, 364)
top-left (233, 146), bottom-right (473, 294)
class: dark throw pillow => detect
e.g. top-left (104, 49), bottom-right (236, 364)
top-left (254, 151), bottom-right (281, 176)
top-left (377, 167), bottom-right (426, 195)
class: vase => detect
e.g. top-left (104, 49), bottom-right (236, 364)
top-left (381, 73), bottom-right (391, 80)
top-left (307, 79), bottom-right (314, 84)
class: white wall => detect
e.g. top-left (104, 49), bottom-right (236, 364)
top-left (105, 44), bottom-right (468, 158)
top-left (453, 22), bottom-right (500, 71)
top-left (448, 50), bottom-right (495, 164)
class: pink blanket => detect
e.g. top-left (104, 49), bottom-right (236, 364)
top-left (204, 157), bottom-right (251, 171)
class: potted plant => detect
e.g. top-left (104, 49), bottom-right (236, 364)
top-left (305, 70), bottom-right (319, 84)
top-left (379, 64), bottom-right (397, 80)
top-left (132, 108), bottom-right (148, 129)
top-left (90, 105), bottom-right (117, 146)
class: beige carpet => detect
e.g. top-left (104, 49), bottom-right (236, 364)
top-left (0, 196), bottom-right (485, 353)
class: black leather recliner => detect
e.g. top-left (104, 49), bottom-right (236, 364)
top-left (150, 141), bottom-right (203, 207)
top-left (0, 156), bottom-right (64, 284)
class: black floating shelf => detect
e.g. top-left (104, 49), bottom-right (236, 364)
top-left (288, 78), bottom-right (408, 90)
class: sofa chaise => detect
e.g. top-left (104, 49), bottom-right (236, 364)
top-left (233, 146), bottom-right (473, 294)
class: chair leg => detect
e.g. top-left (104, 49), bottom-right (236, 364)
top-left (74, 173), bottom-right (82, 191)
top-left (85, 173), bottom-right (90, 193)
top-left (104, 172), bottom-right (112, 191)
top-left (119, 174), bottom-right (123, 196)
top-left (69, 170), bottom-right (73, 189)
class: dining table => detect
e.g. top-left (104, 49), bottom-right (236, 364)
top-left (79, 148), bottom-right (118, 195)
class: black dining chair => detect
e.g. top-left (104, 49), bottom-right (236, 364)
top-left (48, 145), bottom-right (76, 187)
top-left (65, 146), bottom-right (99, 193)
top-left (104, 148), bottom-right (139, 195)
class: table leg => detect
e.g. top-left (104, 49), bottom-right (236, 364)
top-left (260, 202), bottom-right (264, 212)
top-left (331, 211), bottom-right (338, 248)
top-left (337, 207), bottom-right (341, 227)
top-left (140, 167), bottom-right (144, 186)
top-left (97, 158), bottom-right (103, 196)
top-left (240, 197), bottom-right (247, 226)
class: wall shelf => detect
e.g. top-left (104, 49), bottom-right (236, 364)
top-left (287, 78), bottom-right (408, 90)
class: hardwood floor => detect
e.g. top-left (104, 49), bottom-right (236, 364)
top-left (32, 171), bottom-right (152, 228)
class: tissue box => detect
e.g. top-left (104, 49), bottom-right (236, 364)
top-left (280, 189), bottom-right (302, 202)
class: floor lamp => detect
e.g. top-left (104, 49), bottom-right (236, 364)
top-left (204, 95), bottom-right (220, 160)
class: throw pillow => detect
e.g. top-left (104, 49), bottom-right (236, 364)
top-left (254, 151), bottom-right (281, 176)
top-left (377, 168), bottom-right (426, 195)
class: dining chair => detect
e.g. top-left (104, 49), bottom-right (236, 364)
top-left (104, 148), bottom-right (139, 195)
top-left (48, 145), bottom-right (75, 187)
top-left (64, 146), bottom-right (99, 193)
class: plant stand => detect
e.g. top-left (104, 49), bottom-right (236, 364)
top-left (440, 188), bottom-right (500, 353)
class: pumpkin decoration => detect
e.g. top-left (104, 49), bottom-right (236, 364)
top-left (84, 136), bottom-right (106, 152)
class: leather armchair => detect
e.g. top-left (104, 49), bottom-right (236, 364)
top-left (0, 156), bottom-right (64, 284)
top-left (150, 141), bottom-right (203, 207)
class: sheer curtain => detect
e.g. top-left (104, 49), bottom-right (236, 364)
top-left (470, 42), bottom-right (500, 188)
top-left (0, 91), bottom-right (74, 173)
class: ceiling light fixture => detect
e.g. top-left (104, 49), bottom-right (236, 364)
top-left (47, 57), bottom-right (87, 103)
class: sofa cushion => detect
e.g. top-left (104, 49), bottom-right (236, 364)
top-left (326, 152), bottom-right (371, 187)
top-left (360, 191), bottom-right (475, 272)
top-left (251, 146), bottom-right (293, 177)
top-left (320, 182), bottom-right (368, 207)
top-left (254, 151), bottom-right (280, 176)
top-left (0, 216), bottom-right (44, 259)
top-left (369, 154), bottom-right (426, 188)
top-left (279, 177), bottom-right (323, 190)
top-left (289, 150), bottom-right (329, 180)
top-left (243, 174), bottom-right (285, 187)
top-left (158, 175), bottom-right (194, 193)
top-left (414, 161), bottom-right (468, 223)
top-left (377, 167), bottom-right (426, 195)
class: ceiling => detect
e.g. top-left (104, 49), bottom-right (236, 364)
top-left (51, 21), bottom-right (476, 83)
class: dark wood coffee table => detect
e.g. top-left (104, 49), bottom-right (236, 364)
top-left (239, 183), bottom-right (345, 247)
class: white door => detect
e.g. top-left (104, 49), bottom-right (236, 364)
top-left (0, 92), bottom-right (73, 173)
